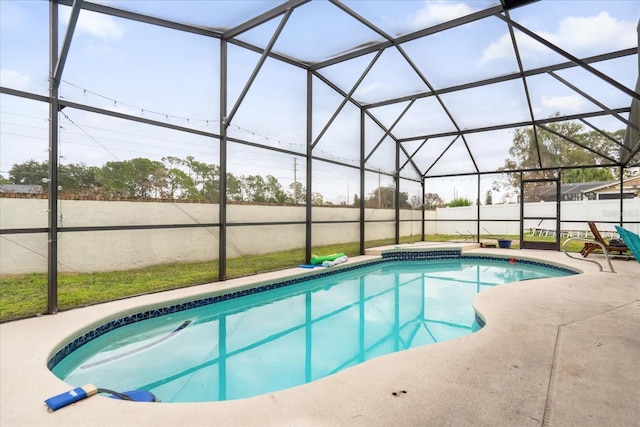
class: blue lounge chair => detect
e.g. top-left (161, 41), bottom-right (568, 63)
top-left (614, 226), bottom-right (640, 264)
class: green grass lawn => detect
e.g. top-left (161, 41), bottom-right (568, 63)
top-left (0, 234), bottom-right (585, 322)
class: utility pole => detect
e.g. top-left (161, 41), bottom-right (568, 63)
top-left (293, 157), bottom-right (298, 205)
top-left (378, 169), bottom-right (381, 208)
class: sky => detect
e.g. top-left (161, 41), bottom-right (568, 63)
top-left (0, 0), bottom-right (638, 204)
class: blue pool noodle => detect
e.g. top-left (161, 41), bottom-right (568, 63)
top-left (108, 389), bottom-right (156, 402)
top-left (45, 384), bottom-right (97, 411)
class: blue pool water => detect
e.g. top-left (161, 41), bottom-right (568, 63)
top-left (50, 256), bottom-right (574, 403)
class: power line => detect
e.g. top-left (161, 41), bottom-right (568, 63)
top-left (58, 80), bottom-right (361, 165)
top-left (61, 79), bottom-right (221, 126)
top-left (4, 81), bottom-right (364, 169)
top-left (59, 111), bottom-right (121, 161)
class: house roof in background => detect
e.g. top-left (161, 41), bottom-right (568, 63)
top-left (0, 184), bottom-right (44, 194)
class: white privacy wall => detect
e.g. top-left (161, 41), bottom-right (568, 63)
top-left (435, 199), bottom-right (640, 236)
top-left (1, 198), bottom-right (637, 274)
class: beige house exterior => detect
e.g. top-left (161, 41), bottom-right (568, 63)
top-left (585, 176), bottom-right (640, 200)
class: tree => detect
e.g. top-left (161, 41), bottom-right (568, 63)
top-left (226, 173), bottom-right (243, 202)
top-left (265, 175), bottom-right (287, 204)
top-left (183, 156), bottom-right (219, 201)
top-left (366, 185), bottom-right (410, 208)
top-left (288, 181), bottom-right (306, 205)
top-left (242, 175), bottom-right (267, 202)
top-left (97, 158), bottom-right (167, 198)
top-left (448, 197), bottom-right (473, 207)
top-left (58, 163), bottom-right (100, 194)
top-left (162, 156), bottom-right (197, 199)
top-left (495, 114), bottom-right (623, 199)
top-left (9, 160), bottom-right (49, 186)
top-left (424, 192), bottom-right (445, 210)
top-left (485, 190), bottom-right (493, 205)
top-left (311, 192), bottom-right (324, 206)
top-left (9, 160), bottom-right (100, 194)
top-left (409, 195), bottom-right (423, 209)
top-left (165, 168), bottom-right (196, 199)
top-left (369, 185), bottom-right (394, 208)
top-left (563, 168), bottom-right (615, 183)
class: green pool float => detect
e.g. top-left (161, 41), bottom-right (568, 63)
top-left (310, 252), bottom-right (346, 265)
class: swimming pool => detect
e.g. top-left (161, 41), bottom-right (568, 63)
top-left (49, 252), bottom-right (576, 403)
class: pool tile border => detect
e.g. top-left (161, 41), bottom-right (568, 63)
top-left (47, 250), bottom-right (577, 370)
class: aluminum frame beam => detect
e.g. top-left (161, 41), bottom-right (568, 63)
top-left (47, 1), bottom-right (60, 314)
top-left (394, 44), bottom-right (480, 174)
top-left (223, 0), bottom-right (309, 39)
top-left (363, 48), bottom-right (637, 109)
top-left (219, 39), bottom-right (228, 280)
top-left (311, 4), bottom-right (504, 71)
top-left (3, 0), bottom-right (637, 319)
top-left (505, 9), bottom-right (543, 170)
top-left (57, 0), bottom-right (222, 38)
top-left (363, 101), bottom-right (413, 163)
top-left (548, 71), bottom-right (638, 131)
top-left (398, 108), bottom-right (632, 143)
top-left (579, 118), bottom-right (629, 150)
top-left (311, 50), bottom-right (383, 149)
top-left (362, 104), bottom-right (423, 178)
top-left (423, 136), bottom-right (460, 177)
top-left (225, 9), bottom-right (293, 127)
top-left (52, 0), bottom-right (82, 88)
top-left (537, 123), bottom-right (619, 165)
top-left (498, 14), bottom-right (640, 102)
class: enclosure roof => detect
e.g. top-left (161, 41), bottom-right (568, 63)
top-left (1, 0), bottom-right (639, 184)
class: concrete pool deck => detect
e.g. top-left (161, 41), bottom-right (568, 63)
top-left (1, 245), bottom-right (639, 426)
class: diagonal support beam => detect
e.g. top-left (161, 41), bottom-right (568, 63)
top-left (363, 102), bottom-right (423, 178)
top-left (52, 0), bottom-right (83, 88)
top-left (548, 71), bottom-right (638, 131)
top-left (225, 8), bottom-right (293, 127)
top-left (549, 71), bottom-right (638, 135)
top-left (397, 142), bottom-right (423, 178)
top-left (396, 44), bottom-right (479, 173)
top-left (505, 9), bottom-right (543, 169)
top-left (312, 4), bottom-right (503, 71)
top-left (223, 0), bottom-right (309, 39)
top-left (312, 71), bottom-right (364, 112)
top-left (498, 14), bottom-right (640, 102)
top-left (329, 0), bottom-right (393, 41)
top-left (423, 136), bottom-right (460, 177)
top-left (398, 107), bottom-right (630, 143)
top-left (311, 49), bottom-right (384, 149)
top-left (400, 137), bottom-right (430, 175)
top-left (537, 123), bottom-right (618, 164)
top-left (364, 100), bottom-right (413, 163)
top-left (621, 140), bottom-right (640, 165)
top-left (579, 118), bottom-right (629, 150)
top-left (364, 48), bottom-right (637, 110)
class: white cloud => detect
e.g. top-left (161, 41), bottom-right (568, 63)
top-left (540, 94), bottom-right (584, 112)
top-left (82, 43), bottom-right (116, 56)
top-left (480, 33), bottom-right (512, 64)
top-left (60, 8), bottom-right (125, 41)
top-left (409, 1), bottom-right (476, 29)
top-left (356, 81), bottom-right (385, 96)
top-left (481, 12), bottom-right (636, 63)
top-left (0, 69), bottom-right (31, 89)
top-left (480, 32), bottom-right (547, 64)
top-left (77, 11), bottom-right (126, 41)
top-left (540, 12), bottom-right (636, 51)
